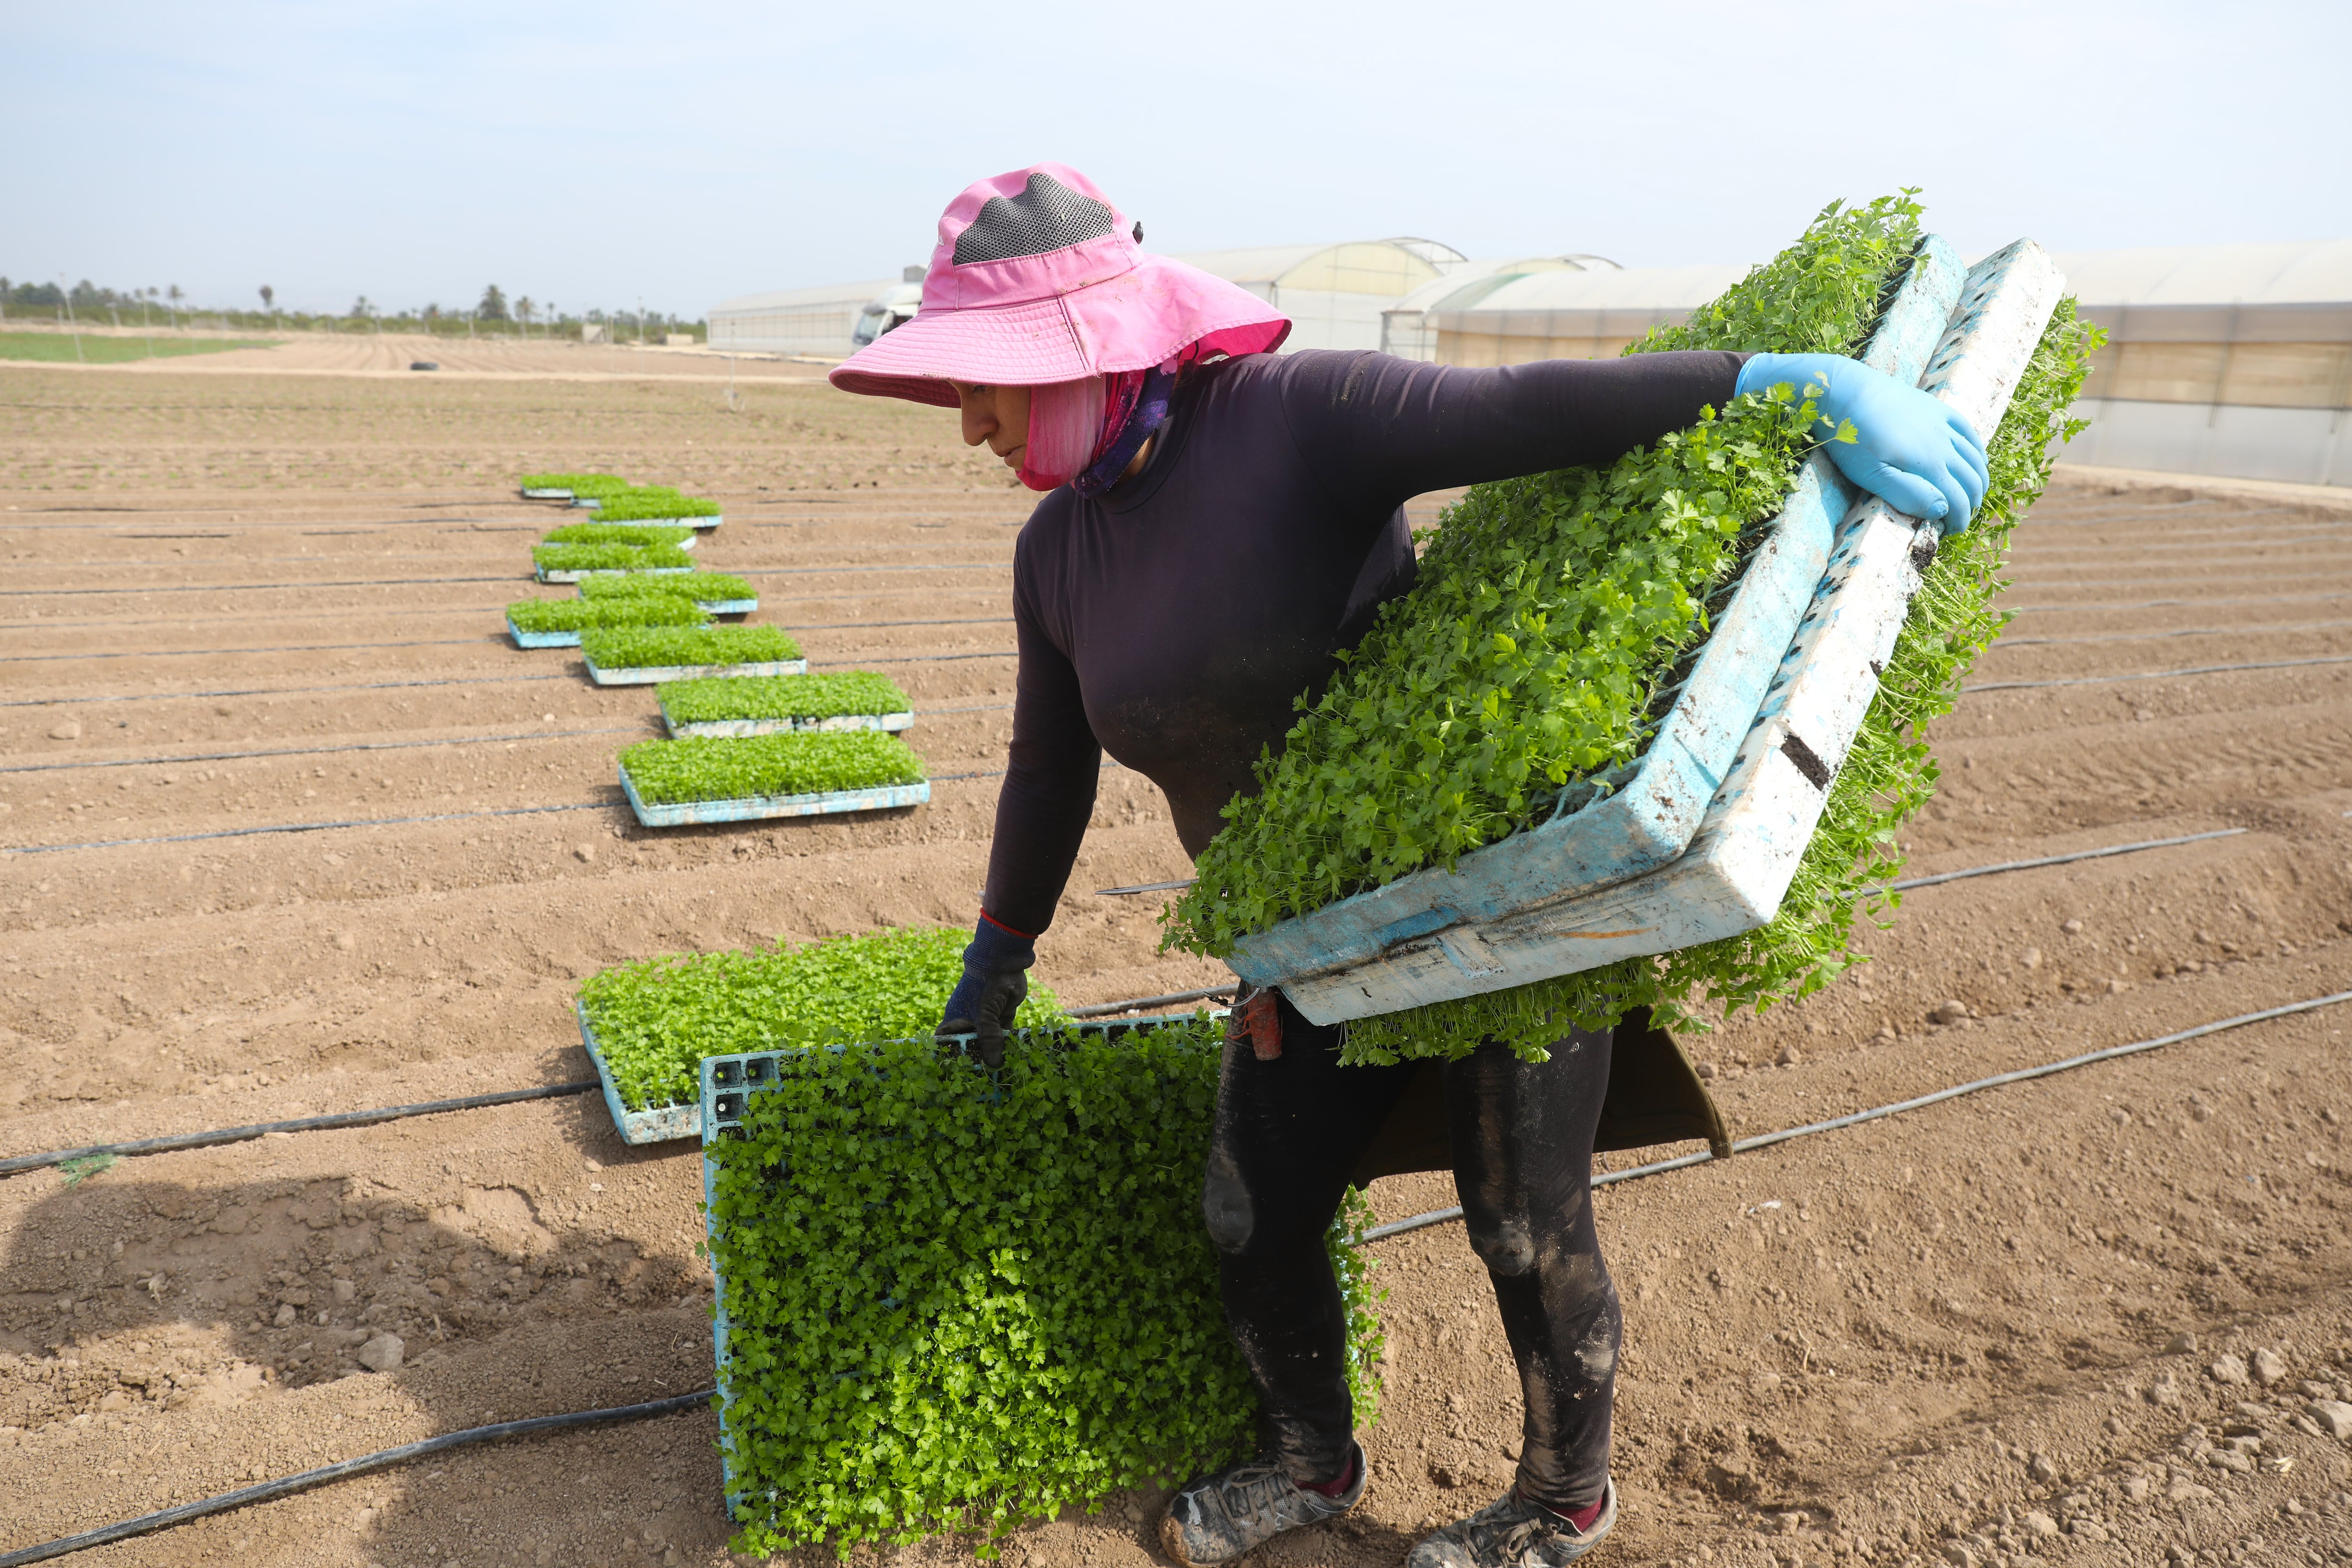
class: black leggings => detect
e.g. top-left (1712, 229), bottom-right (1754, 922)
top-left (1201, 989), bottom-right (1619, 1512)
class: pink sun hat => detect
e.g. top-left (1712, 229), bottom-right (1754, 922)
top-left (828, 163), bottom-right (1291, 407)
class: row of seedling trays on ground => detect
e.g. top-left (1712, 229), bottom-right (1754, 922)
top-left (508, 473), bottom-right (930, 829)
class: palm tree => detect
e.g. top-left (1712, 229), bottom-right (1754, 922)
top-left (166, 284), bottom-right (183, 329)
top-left (516, 295), bottom-right (535, 338)
top-left (259, 284), bottom-right (275, 329)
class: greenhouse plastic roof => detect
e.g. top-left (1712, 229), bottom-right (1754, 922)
top-left (2050, 240), bottom-right (2352, 305)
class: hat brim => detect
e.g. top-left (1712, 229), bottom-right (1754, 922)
top-left (829, 255), bottom-right (1290, 406)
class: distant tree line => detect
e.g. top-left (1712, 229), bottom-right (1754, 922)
top-left (0, 274), bottom-right (706, 341)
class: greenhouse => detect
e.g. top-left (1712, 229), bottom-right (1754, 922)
top-left (707, 270), bottom-right (914, 356)
top-left (1174, 238), bottom-right (1470, 351)
top-left (2050, 239), bottom-right (2352, 487)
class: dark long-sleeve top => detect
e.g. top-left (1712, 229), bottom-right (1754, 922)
top-left (982, 347), bottom-right (1748, 938)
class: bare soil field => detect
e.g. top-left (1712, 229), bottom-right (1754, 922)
top-left (4, 326), bottom-right (832, 383)
top-left (3, 362), bottom-right (2352, 1568)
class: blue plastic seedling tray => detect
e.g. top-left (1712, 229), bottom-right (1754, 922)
top-left (537, 565), bottom-right (693, 585)
top-left (585, 654), bottom-right (808, 686)
top-left (1222, 235), bottom-right (1970, 1008)
top-left (571, 587), bottom-right (756, 615)
top-left (617, 767), bottom-right (929, 828)
top-left (521, 486), bottom-right (573, 500)
top-left (660, 710), bottom-right (914, 740)
top-left (575, 1001), bottom-right (700, 1144)
top-left (1265, 239), bottom-right (2066, 1025)
top-left (695, 1013), bottom-right (1223, 1513)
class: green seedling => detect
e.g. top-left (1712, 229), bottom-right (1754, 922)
top-left (582, 624), bottom-right (802, 670)
top-left (540, 522), bottom-right (694, 549)
top-left (657, 671), bottom-right (910, 725)
top-left (700, 1016), bottom-right (1383, 1555)
top-left (617, 729), bottom-right (922, 805)
top-left (531, 542), bottom-right (695, 574)
top-left (578, 571), bottom-right (756, 604)
top-left (506, 597), bottom-right (708, 634)
top-left (58, 1153), bottom-right (118, 1187)
top-left (593, 487), bottom-right (722, 521)
top-left (579, 923), bottom-right (1065, 1111)
top-left (1164, 193), bottom-right (2098, 1063)
top-left (521, 471), bottom-right (630, 496)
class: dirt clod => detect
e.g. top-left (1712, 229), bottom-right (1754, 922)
top-left (357, 1333), bottom-right (404, 1373)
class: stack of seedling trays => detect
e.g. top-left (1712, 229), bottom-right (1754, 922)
top-left (506, 592), bottom-right (708, 649)
top-left (580, 570), bottom-right (758, 616)
top-left (532, 523), bottom-right (698, 583)
top-left (520, 471), bottom-right (630, 502)
top-left (695, 1005), bottom-right (1374, 1556)
top-left (656, 671), bottom-right (910, 737)
top-left (582, 624), bottom-right (803, 685)
top-left (572, 925), bottom-right (1065, 1144)
top-left (616, 726), bottom-right (927, 827)
top-left (1223, 235), bottom-right (2068, 1024)
top-left (588, 485), bottom-right (725, 530)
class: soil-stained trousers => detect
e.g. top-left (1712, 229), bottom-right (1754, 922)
top-left (1201, 988), bottom-right (1620, 1513)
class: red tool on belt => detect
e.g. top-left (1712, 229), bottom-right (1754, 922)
top-left (1228, 986), bottom-right (1284, 1061)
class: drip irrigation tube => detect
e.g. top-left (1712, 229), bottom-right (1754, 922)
top-left (1091, 826), bottom-right (2246, 899)
top-left (1068, 984), bottom-right (1238, 1017)
top-left (3, 672), bottom-right (574, 709)
top-left (1993, 618), bottom-right (2352, 648)
top-left (0, 575), bottom-right (519, 598)
top-left (815, 650), bottom-right (1016, 667)
top-left (1968, 653), bottom-right (2352, 693)
top-left (0, 637), bottom-right (495, 664)
top-left (2007, 589), bottom-right (2349, 615)
top-left (0, 1080), bottom-right (602, 1178)
top-left (2002, 568), bottom-right (2352, 590)
top-left (11, 754), bottom-right (1076, 852)
top-left (5, 799), bottom-right (612, 855)
top-left (0, 726), bottom-right (645, 775)
top-left (0, 1388), bottom-right (715, 1568)
top-left (1356, 988), bottom-right (2352, 1244)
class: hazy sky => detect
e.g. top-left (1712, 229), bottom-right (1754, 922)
top-left (6, 0), bottom-right (2343, 318)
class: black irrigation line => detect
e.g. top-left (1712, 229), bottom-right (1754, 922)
top-left (814, 649), bottom-right (1017, 668)
top-left (1093, 825), bottom-right (2248, 899)
top-left (0, 574), bottom-right (519, 598)
top-left (5, 758), bottom-right (1067, 853)
top-left (1358, 988), bottom-right (2352, 1244)
top-left (2003, 568), bottom-right (2352, 591)
top-left (0, 620), bottom-right (1009, 664)
top-left (2005, 589), bottom-right (2349, 615)
top-left (0, 636), bottom-right (494, 664)
top-left (1992, 617), bottom-right (2352, 648)
top-left (0, 1081), bottom-right (604, 1178)
top-left (0, 1388), bottom-right (716, 1568)
top-left (2, 672), bottom-right (574, 709)
top-left (1968, 653), bottom-right (2352, 693)
top-left (0, 725), bottom-right (645, 776)
top-left (4, 799), bottom-right (612, 855)
top-left (1067, 984), bottom-right (1238, 1018)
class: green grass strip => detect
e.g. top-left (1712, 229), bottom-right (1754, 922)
top-left (540, 521), bottom-right (693, 548)
top-left (531, 542), bottom-right (694, 573)
top-left (618, 729), bottom-right (922, 806)
top-left (594, 486), bottom-right (722, 521)
top-left (0, 332), bottom-right (278, 364)
top-left (658, 671), bottom-right (910, 725)
top-left (702, 1015), bottom-right (1382, 1555)
top-left (521, 471), bottom-right (629, 495)
top-left (578, 924), bottom-right (1066, 1111)
top-left (583, 624), bottom-right (801, 670)
top-left (578, 571), bottom-right (754, 603)
top-left (506, 597), bottom-right (708, 634)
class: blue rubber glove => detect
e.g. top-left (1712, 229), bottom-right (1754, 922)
top-left (938, 915), bottom-right (1034, 1067)
top-left (1735, 353), bottom-right (1990, 533)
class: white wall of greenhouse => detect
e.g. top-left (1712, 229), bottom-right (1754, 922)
top-left (708, 278), bottom-right (899, 357)
top-left (2050, 239), bottom-right (2352, 489)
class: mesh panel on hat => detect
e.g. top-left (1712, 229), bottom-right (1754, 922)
top-left (953, 172), bottom-right (1117, 264)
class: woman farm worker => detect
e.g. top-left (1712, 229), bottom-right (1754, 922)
top-left (829, 165), bottom-right (1986, 1568)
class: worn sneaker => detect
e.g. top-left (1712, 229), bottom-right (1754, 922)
top-left (1160, 1444), bottom-right (1368, 1565)
top-left (1406, 1479), bottom-right (1617, 1568)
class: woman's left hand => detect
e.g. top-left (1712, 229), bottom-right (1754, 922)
top-left (1736, 352), bottom-right (1990, 533)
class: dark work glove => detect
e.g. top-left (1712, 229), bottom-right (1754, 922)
top-left (938, 915), bottom-right (1034, 1068)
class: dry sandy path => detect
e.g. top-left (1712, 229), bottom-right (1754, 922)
top-left (3, 364), bottom-right (2351, 1568)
